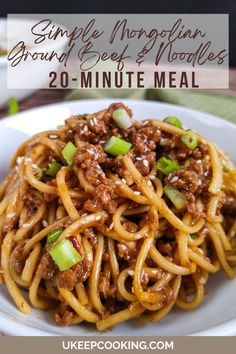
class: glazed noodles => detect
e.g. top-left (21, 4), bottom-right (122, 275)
top-left (0, 102), bottom-right (236, 330)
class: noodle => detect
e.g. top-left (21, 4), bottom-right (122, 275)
top-left (88, 235), bottom-right (106, 314)
top-left (1, 231), bottom-right (31, 314)
top-left (57, 167), bottom-right (80, 221)
top-left (0, 102), bottom-right (235, 331)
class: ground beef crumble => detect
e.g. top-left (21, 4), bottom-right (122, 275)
top-left (84, 183), bottom-right (117, 214)
top-left (53, 302), bottom-right (75, 326)
top-left (10, 243), bottom-right (27, 274)
top-left (222, 192), bottom-right (236, 217)
top-left (37, 253), bottom-right (91, 291)
top-left (98, 275), bottom-right (116, 298)
top-left (164, 155), bottom-right (212, 217)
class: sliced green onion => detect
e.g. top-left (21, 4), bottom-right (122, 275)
top-left (191, 234), bottom-right (199, 239)
top-left (62, 142), bottom-right (78, 166)
top-left (82, 114), bottom-right (88, 118)
top-left (8, 97), bottom-right (19, 115)
top-left (104, 136), bottom-right (132, 156)
top-left (47, 228), bottom-right (63, 245)
top-left (156, 157), bottom-right (179, 175)
top-left (112, 108), bottom-right (132, 129)
top-left (163, 116), bottom-right (182, 128)
top-left (223, 165), bottom-right (229, 173)
top-left (163, 185), bottom-right (187, 210)
top-left (46, 161), bottom-right (62, 177)
top-left (49, 238), bottom-right (81, 271)
top-left (181, 130), bottom-right (199, 150)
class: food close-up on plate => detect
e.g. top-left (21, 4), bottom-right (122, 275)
top-left (0, 99), bottom-right (235, 336)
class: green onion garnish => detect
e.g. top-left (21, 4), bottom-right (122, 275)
top-left (104, 136), bottom-right (132, 156)
top-left (163, 185), bottom-right (187, 210)
top-left (82, 114), bottom-right (88, 118)
top-left (62, 142), bottom-right (78, 166)
top-left (49, 238), bottom-right (81, 271)
top-left (8, 97), bottom-right (19, 115)
top-left (191, 234), bottom-right (199, 239)
top-left (47, 228), bottom-right (63, 245)
top-left (163, 116), bottom-right (182, 128)
top-left (112, 108), bottom-right (132, 129)
top-left (223, 165), bottom-right (229, 173)
top-left (46, 161), bottom-right (62, 177)
top-left (181, 130), bottom-right (199, 150)
top-left (156, 157), bottom-right (179, 175)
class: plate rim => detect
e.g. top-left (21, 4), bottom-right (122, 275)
top-left (0, 98), bottom-right (236, 131)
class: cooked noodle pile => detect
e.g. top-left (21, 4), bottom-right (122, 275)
top-left (0, 103), bottom-right (236, 330)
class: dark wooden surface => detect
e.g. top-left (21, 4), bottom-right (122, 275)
top-left (0, 70), bottom-right (235, 119)
top-left (0, 90), bottom-right (65, 119)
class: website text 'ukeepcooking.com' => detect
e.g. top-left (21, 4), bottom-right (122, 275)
top-left (62, 339), bottom-right (174, 351)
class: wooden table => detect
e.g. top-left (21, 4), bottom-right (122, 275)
top-left (0, 70), bottom-right (235, 119)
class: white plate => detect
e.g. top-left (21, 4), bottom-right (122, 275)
top-left (0, 99), bottom-right (235, 336)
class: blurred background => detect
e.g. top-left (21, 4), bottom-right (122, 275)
top-left (1, 0), bottom-right (236, 66)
